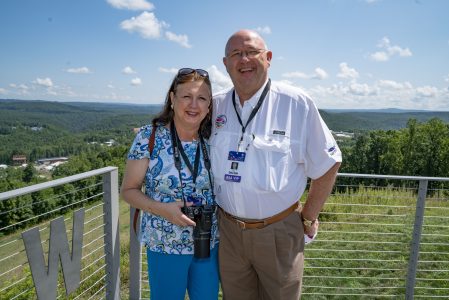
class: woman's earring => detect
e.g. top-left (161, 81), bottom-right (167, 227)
top-left (171, 104), bottom-right (174, 109)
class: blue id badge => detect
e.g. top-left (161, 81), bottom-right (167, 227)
top-left (224, 174), bottom-right (241, 182)
top-left (228, 151), bottom-right (246, 162)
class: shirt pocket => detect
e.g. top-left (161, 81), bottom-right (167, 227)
top-left (250, 135), bottom-right (292, 192)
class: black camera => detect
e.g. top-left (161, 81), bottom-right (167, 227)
top-left (182, 203), bottom-right (216, 258)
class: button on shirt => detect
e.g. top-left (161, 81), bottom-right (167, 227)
top-left (210, 80), bottom-right (342, 219)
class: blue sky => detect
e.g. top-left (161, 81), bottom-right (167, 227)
top-left (1, 0), bottom-right (448, 111)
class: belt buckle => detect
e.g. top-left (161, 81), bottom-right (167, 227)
top-left (235, 218), bottom-right (246, 229)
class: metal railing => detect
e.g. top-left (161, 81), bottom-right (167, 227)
top-left (129, 173), bottom-right (449, 299)
top-left (0, 167), bottom-right (120, 300)
top-left (1, 169), bottom-right (448, 299)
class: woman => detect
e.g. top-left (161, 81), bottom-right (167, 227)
top-left (121, 68), bottom-right (219, 300)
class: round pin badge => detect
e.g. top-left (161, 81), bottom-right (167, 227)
top-left (215, 114), bottom-right (227, 129)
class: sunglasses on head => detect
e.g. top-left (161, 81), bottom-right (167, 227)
top-left (177, 68), bottom-right (209, 78)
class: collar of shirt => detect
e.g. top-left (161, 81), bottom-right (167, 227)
top-left (234, 78), bottom-right (270, 124)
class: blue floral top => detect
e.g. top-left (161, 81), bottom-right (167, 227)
top-left (127, 124), bottom-right (218, 254)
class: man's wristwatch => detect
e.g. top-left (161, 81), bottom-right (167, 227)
top-left (302, 215), bottom-right (317, 227)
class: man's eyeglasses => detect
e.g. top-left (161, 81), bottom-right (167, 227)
top-left (177, 68), bottom-right (209, 78)
top-left (227, 49), bottom-right (266, 59)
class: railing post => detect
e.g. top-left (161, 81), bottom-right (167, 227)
top-left (129, 207), bottom-right (142, 300)
top-left (406, 179), bottom-right (428, 299)
top-left (103, 169), bottom-right (120, 300)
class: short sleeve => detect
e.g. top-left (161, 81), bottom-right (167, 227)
top-left (127, 125), bottom-right (153, 160)
top-left (304, 101), bottom-right (342, 179)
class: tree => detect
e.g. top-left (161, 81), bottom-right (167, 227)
top-left (22, 163), bottom-right (35, 183)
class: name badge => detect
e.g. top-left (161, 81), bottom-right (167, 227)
top-left (228, 151), bottom-right (246, 162)
top-left (273, 130), bottom-right (286, 136)
top-left (224, 174), bottom-right (241, 182)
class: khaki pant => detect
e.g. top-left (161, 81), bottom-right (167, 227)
top-left (218, 208), bottom-right (305, 300)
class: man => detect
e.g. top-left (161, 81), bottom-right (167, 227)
top-left (210, 29), bottom-right (342, 300)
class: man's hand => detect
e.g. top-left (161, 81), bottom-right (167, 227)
top-left (304, 218), bottom-right (319, 237)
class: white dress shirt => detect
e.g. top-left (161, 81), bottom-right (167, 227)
top-left (211, 80), bottom-right (342, 219)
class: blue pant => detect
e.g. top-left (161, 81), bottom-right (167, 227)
top-left (146, 246), bottom-right (219, 300)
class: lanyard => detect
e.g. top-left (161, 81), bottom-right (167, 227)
top-left (170, 121), bottom-right (201, 183)
top-left (232, 79), bottom-right (271, 148)
top-left (170, 121), bottom-right (215, 205)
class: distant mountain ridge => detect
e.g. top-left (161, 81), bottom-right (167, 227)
top-left (325, 108), bottom-right (446, 113)
top-left (1, 99), bottom-right (448, 132)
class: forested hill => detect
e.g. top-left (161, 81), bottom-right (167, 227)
top-left (1, 99), bottom-right (448, 132)
top-left (0, 99), bottom-right (162, 132)
top-left (320, 109), bottom-right (449, 132)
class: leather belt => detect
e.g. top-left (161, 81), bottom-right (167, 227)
top-left (220, 202), bottom-right (300, 230)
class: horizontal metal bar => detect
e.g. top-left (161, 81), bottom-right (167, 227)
top-left (425, 206), bottom-right (449, 210)
top-left (82, 244), bottom-right (104, 260)
top-left (420, 251), bottom-right (449, 255)
top-left (0, 166), bottom-right (117, 201)
top-left (414, 296), bottom-right (449, 299)
top-left (320, 230), bottom-right (404, 236)
top-left (310, 248), bottom-right (402, 254)
top-left (302, 292), bottom-right (399, 297)
top-left (304, 285), bottom-right (401, 290)
top-left (316, 239), bottom-right (406, 245)
top-left (306, 266), bottom-right (403, 271)
top-left (337, 172), bottom-right (449, 181)
top-left (325, 202), bottom-right (409, 208)
top-left (305, 275), bottom-right (404, 280)
top-left (306, 257), bottom-right (404, 263)
top-left (321, 212), bottom-right (407, 217)
top-left (322, 221), bottom-right (406, 226)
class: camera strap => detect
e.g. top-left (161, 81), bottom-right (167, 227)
top-left (172, 123), bottom-right (201, 185)
top-left (170, 121), bottom-right (215, 208)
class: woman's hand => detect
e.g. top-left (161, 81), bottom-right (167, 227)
top-left (156, 201), bottom-right (196, 227)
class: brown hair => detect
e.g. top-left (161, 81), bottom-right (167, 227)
top-left (152, 70), bottom-right (213, 138)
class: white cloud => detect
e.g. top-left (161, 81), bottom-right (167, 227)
top-left (107, 84), bottom-right (115, 89)
top-left (9, 83), bottom-right (29, 95)
top-left (370, 37), bottom-right (412, 61)
top-left (444, 74), bottom-right (449, 82)
top-left (348, 82), bottom-right (376, 96)
top-left (254, 26), bottom-right (272, 34)
top-left (18, 84), bottom-right (29, 90)
top-left (107, 0), bottom-right (154, 11)
top-left (377, 80), bottom-right (413, 90)
top-left (118, 10), bottom-right (190, 48)
top-left (314, 68), bottom-right (328, 80)
top-left (370, 51), bottom-right (389, 62)
top-left (122, 66), bottom-right (137, 74)
top-left (35, 77), bottom-right (53, 88)
top-left (66, 67), bottom-right (91, 74)
top-left (416, 85), bottom-right (438, 97)
top-left (303, 77), bottom-right (449, 110)
top-left (131, 77), bottom-right (142, 86)
top-left (165, 31), bottom-right (192, 48)
top-left (120, 12), bottom-right (167, 39)
top-left (158, 67), bottom-right (178, 74)
top-left (337, 62), bottom-right (359, 79)
top-left (0, 88), bottom-right (7, 94)
top-left (208, 65), bottom-right (233, 93)
top-left (282, 68), bottom-right (328, 80)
